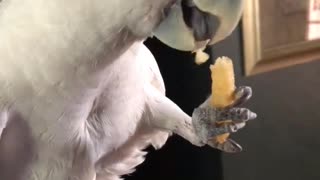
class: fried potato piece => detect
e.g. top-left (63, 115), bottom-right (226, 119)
top-left (195, 50), bottom-right (210, 65)
top-left (210, 57), bottom-right (236, 144)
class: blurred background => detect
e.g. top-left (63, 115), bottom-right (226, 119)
top-left (126, 1), bottom-right (320, 180)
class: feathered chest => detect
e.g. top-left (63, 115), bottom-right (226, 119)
top-left (86, 60), bottom-right (147, 158)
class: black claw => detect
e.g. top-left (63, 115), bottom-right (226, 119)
top-left (208, 139), bottom-right (242, 153)
top-left (235, 86), bottom-right (252, 104)
top-left (221, 139), bottom-right (243, 153)
top-left (226, 86), bottom-right (252, 108)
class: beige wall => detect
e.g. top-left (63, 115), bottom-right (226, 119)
top-left (260, 0), bottom-right (309, 50)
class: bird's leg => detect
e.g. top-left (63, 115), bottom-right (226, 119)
top-left (145, 85), bottom-right (204, 146)
top-left (146, 85), bottom-right (257, 152)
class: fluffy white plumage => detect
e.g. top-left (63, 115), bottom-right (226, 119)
top-left (0, 0), bottom-right (204, 179)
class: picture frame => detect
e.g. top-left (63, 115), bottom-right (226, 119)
top-left (242, 0), bottom-right (320, 76)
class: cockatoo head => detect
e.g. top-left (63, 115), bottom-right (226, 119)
top-left (153, 0), bottom-right (244, 52)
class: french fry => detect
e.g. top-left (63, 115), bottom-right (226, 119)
top-left (210, 57), bottom-right (236, 144)
top-left (195, 49), bottom-right (210, 65)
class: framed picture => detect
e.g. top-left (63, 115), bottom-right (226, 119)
top-left (242, 0), bottom-right (320, 76)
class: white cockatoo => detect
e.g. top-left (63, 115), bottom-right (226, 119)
top-left (0, 0), bottom-right (256, 180)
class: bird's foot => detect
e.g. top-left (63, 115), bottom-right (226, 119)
top-left (192, 86), bottom-right (257, 153)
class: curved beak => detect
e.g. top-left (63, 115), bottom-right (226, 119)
top-left (153, 0), bottom-right (244, 52)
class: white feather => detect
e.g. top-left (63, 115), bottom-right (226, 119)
top-left (0, 0), bottom-right (202, 180)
